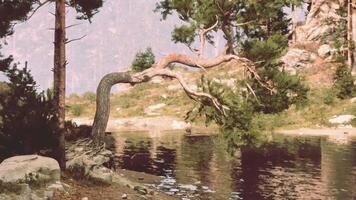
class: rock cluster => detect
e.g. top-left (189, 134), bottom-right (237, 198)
top-left (281, 0), bottom-right (340, 73)
top-left (65, 138), bottom-right (115, 184)
top-left (0, 155), bottom-right (65, 200)
top-left (296, 0), bottom-right (341, 42)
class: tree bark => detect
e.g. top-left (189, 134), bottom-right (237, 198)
top-left (91, 72), bottom-right (134, 144)
top-left (351, 0), bottom-right (356, 74)
top-left (347, 0), bottom-right (354, 69)
top-left (222, 24), bottom-right (234, 54)
top-left (53, 0), bottom-right (66, 170)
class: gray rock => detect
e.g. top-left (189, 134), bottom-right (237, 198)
top-left (296, 1), bottom-right (340, 43)
top-left (281, 48), bottom-right (314, 73)
top-left (88, 166), bottom-right (113, 184)
top-left (318, 44), bottom-right (333, 58)
top-left (0, 155), bottom-right (60, 186)
top-left (329, 115), bottom-right (355, 124)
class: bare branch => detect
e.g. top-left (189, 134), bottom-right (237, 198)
top-left (231, 20), bottom-right (255, 27)
top-left (65, 35), bottom-right (87, 44)
top-left (197, 16), bottom-right (219, 58)
top-left (27, 0), bottom-right (51, 20)
top-left (65, 23), bottom-right (83, 30)
top-left (131, 68), bottom-right (228, 115)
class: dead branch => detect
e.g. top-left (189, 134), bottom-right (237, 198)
top-left (65, 35), bottom-right (87, 44)
top-left (27, 0), bottom-right (51, 20)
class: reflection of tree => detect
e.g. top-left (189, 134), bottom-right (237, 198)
top-left (180, 136), bottom-right (214, 184)
top-left (232, 135), bottom-right (322, 199)
top-left (154, 146), bottom-right (176, 176)
top-left (321, 140), bottom-right (356, 199)
top-left (120, 138), bottom-right (154, 173)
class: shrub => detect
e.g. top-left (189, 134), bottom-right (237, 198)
top-left (131, 47), bottom-right (155, 72)
top-left (0, 60), bottom-right (57, 161)
top-left (333, 65), bottom-right (356, 99)
top-left (70, 104), bottom-right (84, 116)
top-left (83, 91), bottom-right (96, 102)
top-left (322, 88), bottom-right (337, 105)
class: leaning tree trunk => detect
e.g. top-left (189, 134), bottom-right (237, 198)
top-left (91, 72), bottom-right (134, 144)
top-left (90, 48), bottom-right (267, 145)
top-left (53, 0), bottom-right (66, 170)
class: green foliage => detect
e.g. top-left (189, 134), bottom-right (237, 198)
top-left (322, 6), bottom-right (349, 61)
top-left (243, 34), bottom-right (309, 113)
top-left (69, 0), bottom-right (103, 21)
top-left (83, 91), bottom-right (96, 102)
top-left (242, 34), bottom-right (288, 66)
top-left (0, 60), bottom-right (57, 161)
top-left (250, 68), bottom-right (309, 113)
top-left (333, 65), bottom-right (356, 99)
top-left (187, 34), bottom-right (309, 149)
top-left (321, 88), bottom-right (337, 105)
top-left (172, 25), bottom-right (197, 47)
top-left (0, 0), bottom-right (104, 39)
top-left (156, 0), bottom-right (302, 48)
top-left (131, 47), bottom-right (155, 72)
top-left (70, 104), bottom-right (84, 116)
top-left (0, 0), bottom-right (36, 38)
top-left (186, 77), bottom-right (257, 148)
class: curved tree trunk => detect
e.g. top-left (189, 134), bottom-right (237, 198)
top-left (91, 72), bottom-right (133, 144)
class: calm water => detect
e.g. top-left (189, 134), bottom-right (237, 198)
top-left (114, 131), bottom-right (356, 200)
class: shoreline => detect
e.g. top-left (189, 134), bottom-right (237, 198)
top-left (69, 116), bottom-right (356, 139)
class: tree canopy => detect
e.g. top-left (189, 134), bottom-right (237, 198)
top-left (155, 0), bottom-right (304, 53)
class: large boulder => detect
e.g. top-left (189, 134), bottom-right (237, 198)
top-left (0, 155), bottom-right (60, 186)
top-left (0, 155), bottom-right (62, 200)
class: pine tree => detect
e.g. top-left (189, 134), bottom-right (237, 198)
top-left (0, 0), bottom-right (104, 169)
top-left (155, 0), bottom-right (303, 54)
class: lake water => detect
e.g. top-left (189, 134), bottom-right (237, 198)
top-left (114, 131), bottom-right (356, 200)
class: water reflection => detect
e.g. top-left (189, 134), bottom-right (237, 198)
top-left (114, 131), bottom-right (356, 200)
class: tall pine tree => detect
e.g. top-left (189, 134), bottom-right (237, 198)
top-left (0, 0), bottom-right (104, 169)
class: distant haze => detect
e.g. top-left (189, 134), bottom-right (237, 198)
top-left (2, 1), bottom-right (307, 94)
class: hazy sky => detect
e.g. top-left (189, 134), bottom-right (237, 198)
top-left (1, 1), bottom-right (307, 94)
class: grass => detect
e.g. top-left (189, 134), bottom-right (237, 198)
top-left (254, 87), bottom-right (356, 131)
